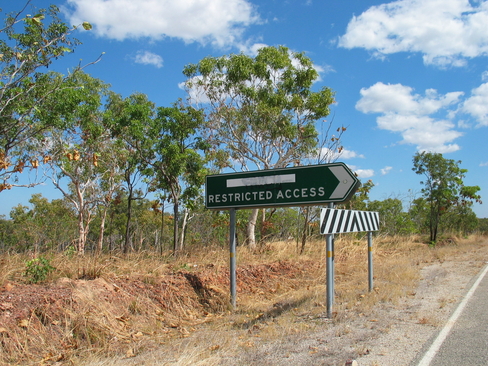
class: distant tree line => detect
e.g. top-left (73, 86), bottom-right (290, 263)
top-left (0, 176), bottom-right (484, 255)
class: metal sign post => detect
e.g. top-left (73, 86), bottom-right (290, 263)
top-left (368, 231), bottom-right (373, 292)
top-left (229, 208), bottom-right (237, 308)
top-left (326, 205), bottom-right (334, 318)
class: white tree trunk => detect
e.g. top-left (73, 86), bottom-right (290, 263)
top-left (179, 208), bottom-right (189, 251)
top-left (97, 209), bottom-right (107, 253)
top-left (246, 208), bottom-right (259, 249)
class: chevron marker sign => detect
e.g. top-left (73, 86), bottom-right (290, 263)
top-left (320, 208), bottom-right (380, 234)
top-left (205, 163), bottom-right (360, 209)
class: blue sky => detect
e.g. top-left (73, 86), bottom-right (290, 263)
top-left (2, 0), bottom-right (488, 218)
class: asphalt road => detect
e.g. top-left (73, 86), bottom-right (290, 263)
top-left (413, 263), bottom-right (488, 366)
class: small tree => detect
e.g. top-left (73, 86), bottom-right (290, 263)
top-left (40, 73), bottom-right (123, 255)
top-left (412, 151), bottom-right (481, 243)
top-left (143, 103), bottom-right (208, 254)
top-left (111, 96), bottom-right (209, 254)
top-left (104, 92), bottom-right (155, 253)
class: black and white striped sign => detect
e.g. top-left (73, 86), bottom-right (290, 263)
top-left (320, 208), bottom-right (379, 234)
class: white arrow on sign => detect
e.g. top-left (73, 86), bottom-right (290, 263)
top-left (329, 165), bottom-right (358, 199)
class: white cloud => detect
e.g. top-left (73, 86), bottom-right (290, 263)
top-left (480, 161), bottom-right (488, 166)
top-left (134, 51), bottom-right (163, 68)
top-left (65, 0), bottom-right (259, 47)
top-left (356, 82), bottom-right (464, 152)
top-left (381, 166), bottom-right (392, 175)
top-left (355, 169), bottom-right (375, 178)
top-left (339, 148), bottom-right (364, 159)
top-left (238, 42), bottom-right (268, 56)
top-left (462, 83), bottom-right (488, 126)
top-left (356, 83), bottom-right (462, 116)
top-left (338, 0), bottom-right (488, 67)
top-left (317, 147), bottom-right (364, 162)
top-left (482, 71), bottom-right (488, 81)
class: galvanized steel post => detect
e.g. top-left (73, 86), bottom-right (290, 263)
top-left (326, 203), bottom-right (334, 317)
top-left (368, 231), bottom-right (373, 292)
top-left (230, 208), bottom-right (237, 308)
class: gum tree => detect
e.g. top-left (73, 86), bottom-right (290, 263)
top-left (104, 92), bottom-right (156, 253)
top-left (39, 73), bottom-right (121, 255)
top-left (182, 45), bottom-right (336, 248)
top-left (140, 103), bottom-right (208, 254)
top-left (412, 151), bottom-right (481, 243)
top-left (0, 2), bottom-right (96, 192)
top-left (109, 96), bottom-right (208, 254)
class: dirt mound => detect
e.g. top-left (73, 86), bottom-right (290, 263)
top-left (0, 259), bottom-right (316, 365)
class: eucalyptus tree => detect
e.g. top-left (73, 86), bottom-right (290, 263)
top-left (107, 94), bottom-right (208, 253)
top-left (39, 73), bottom-right (126, 255)
top-left (0, 2), bottom-right (96, 192)
top-left (104, 92), bottom-right (155, 253)
top-left (182, 45), bottom-right (336, 248)
top-left (141, 103), bottom-right (209, 253)
top-left (413, 151), bottom-right (481, 243)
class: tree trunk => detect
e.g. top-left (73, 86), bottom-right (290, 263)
top-left (124, 186), bottom-right (133, 254)
top-left (260, 209), bottom-right (266, 241)
top-left (77, 212), bottom-right (86, 255)
top-left (246, 208), bottom-right (259, 249)
top-left (75, 184), bottom-right (88, 255)
top-left (160, 201), bottom-right (165, 255)
top-left (300, 207), bottom-right (310, 254)
top-left (179, 208), bottom-right (189, 251)
top-left (429, 203), bottom-right (440, 243)
top-left (173, 201), bottom-right (179, 254)
top-left (97, 208), bottom-right (107, 253)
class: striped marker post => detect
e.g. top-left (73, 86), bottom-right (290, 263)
top-left (320, 209), bottom-right (379, 234)
top-left (320, 208), bottom-right (380, 317)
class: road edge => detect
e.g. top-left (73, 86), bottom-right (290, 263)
top-left (412, 262), bottom-right (488, 366)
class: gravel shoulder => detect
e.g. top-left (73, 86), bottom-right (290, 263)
top-left (225, 246), bottom-right (488, 366)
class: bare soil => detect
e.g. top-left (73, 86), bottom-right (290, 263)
top-left (1, 238), bottom-right (487, 366)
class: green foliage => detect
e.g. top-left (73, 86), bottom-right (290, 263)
top-left (412, 152), bottom-right (481, 243)
top-left (368, 198), bottom-right (416, 236)
top-left (408, 197), bottom-right (429, 234)
top-left (182, 45), bottom-right (335, 171)
top-left (340, 179), bottom-right (374, 210)
top-left (478, 218), bottom-right (488, 234)
top-left (0, 3), bottom-right (95, 191)
top-left (6, 194), bottom-right (76, 252)
top-left (23, 256), bottom-right (55, 283)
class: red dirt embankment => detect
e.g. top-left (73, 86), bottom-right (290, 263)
top-left (0, 259), bottom-right (318, 365)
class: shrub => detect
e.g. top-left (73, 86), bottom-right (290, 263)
top-left (23, 257), bottom-right (56, 283)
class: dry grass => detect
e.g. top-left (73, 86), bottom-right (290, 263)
top-left (0, 234), bottom-right (487, 365)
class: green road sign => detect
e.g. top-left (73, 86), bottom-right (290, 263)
top-left (205, 163), bottom-right (360, 209)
